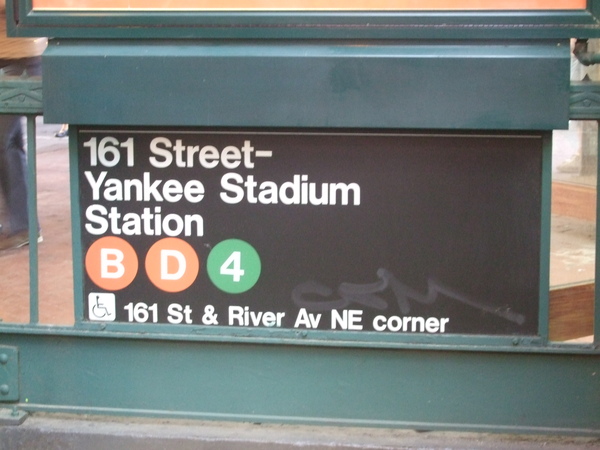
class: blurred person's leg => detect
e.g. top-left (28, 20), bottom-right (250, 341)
top-left (0, 113), bottom-right (29, 236)
top-left (0, 57), bottom-right (41, 249)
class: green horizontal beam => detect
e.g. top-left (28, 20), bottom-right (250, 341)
top-left (0, 332), bottom-right (597, 435)
top-left (8, 1), bottom-right (600, 40)
top-left (42, 40), bottom-right (570, 129)
top-left (0, 322), bottom-right (598, 354)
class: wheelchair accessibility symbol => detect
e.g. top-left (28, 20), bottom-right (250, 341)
top-left (88, 293), bottom-right (116, 321)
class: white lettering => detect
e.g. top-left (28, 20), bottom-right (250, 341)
top-left (220, 173), bottom-right (245, 204)
top-left (149, 137), bottom-right (173, 168)
top-left (84, 205), bottom-right (203, 237)
top-left (220, 173), bottom-right (360, 206)
top-left (85, 171), bottom-right (204, 204)
top-left (85, 204), bottom-right (109, 234)
top-left (84, 171), bottom-right (107, 201)
top-left (372, 315), bottom-right (449, 333)
top-left (100, 248), bottom-right (125, 279)
top-left (161, 250), bottom-right (186, 280)
top-left (228, 306), bottom-right (284, 327)
top-left (293, 308), bottom-right (322, 328)
top-left (167, 303), bottom-right (193, 324)
top-left (148, 138), bottom-right (265, 169)
top-left (331, 309), bottom-right (363, 330)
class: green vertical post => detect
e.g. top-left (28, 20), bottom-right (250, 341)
top-left (69, 125), bottom-right (85, 324)
top-left (539, 134), bottom-right (553, 342)
top-left (26, 114), bottom-right (39, 324)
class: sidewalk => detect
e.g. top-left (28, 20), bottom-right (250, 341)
top-left (1, 413), bottom-right (599, 450)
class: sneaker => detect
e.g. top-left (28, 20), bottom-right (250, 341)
top-left (0, 231), bottom-right (43, 251)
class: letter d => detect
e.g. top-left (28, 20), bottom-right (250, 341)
top-left (146, 238), bottom-right (199, 293)
top-left (161, 249), bottom-right (186, 280)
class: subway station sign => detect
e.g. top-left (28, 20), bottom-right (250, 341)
top-left (78, 129), bottom-right (543, 336)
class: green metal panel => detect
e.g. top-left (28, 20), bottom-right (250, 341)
top-left (42, 40), bottom-right (570, 130)
top-left (0, 332), bottom-right (597, 435)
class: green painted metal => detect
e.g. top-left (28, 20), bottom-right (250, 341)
top-left (42, 40), bottom-right (571, 129)
top-left (0, 1), bottom-right (598, 437)
top-left (7, 0), bottom-right (600, 39)
top-left (25, 34), bottom-right (600, 435)
top-left (538, 134), bottom-right (552, 343)
top-left (0, 407), bottom-right (27, 425)
top-left (1, 322), bottom-right (596, 354)
top-left (0, 347), bottom-right (19, 403)
top-left (0, 73), bottom-right (42, 115)
top-left (570, 81), bottom-right (600, 119)
top-left (0, 332), bottom-right (597, 435)
top-left (26, 115), bottom-right (39, 324)
top-left (0, 74), bottom-right (42, 322)
top-left (69, 131), bottom-right (84, 325)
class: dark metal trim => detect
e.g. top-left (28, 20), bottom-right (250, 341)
top-left (7, 0), bottom-right (600, 39)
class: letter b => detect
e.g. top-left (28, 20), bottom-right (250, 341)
top-left (85, 236), bottom-right (139, 290)
top-left (101, 248), bottom-right (125, 278)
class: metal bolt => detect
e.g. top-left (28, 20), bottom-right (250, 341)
top-left (0, 384), bottom-right (10, 395)
top-left (0, 353), bottom-right (8, 364)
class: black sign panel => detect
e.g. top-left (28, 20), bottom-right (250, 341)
top-left (78, 129), bottom-right (542, 336)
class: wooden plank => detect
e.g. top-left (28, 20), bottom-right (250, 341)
top-left (549, 282), bottom-right (594, 341)
top-left (551, 181), bottom-right (596, 222)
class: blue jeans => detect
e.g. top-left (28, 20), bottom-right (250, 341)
top-left (0, 57), bottom-right (41, 235)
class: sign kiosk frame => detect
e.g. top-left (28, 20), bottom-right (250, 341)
top-left (0, 0), bottom-right (598, 436)
top-left (6, 0), bottom-right (600, 39)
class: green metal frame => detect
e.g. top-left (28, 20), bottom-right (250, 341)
top-left (0, 65), bottom-right (595, 435)
top-left (0, 7), bottom-right (598, 435)
top-left (6, 0), bottom-right (600, 39)
top-left (66, 129), bottom-right (559, 351)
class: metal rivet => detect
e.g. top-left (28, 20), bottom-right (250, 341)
top-left (0, 354), bottom-right (8, 364)
top-left (0, 384), bottom-right (10, 395)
